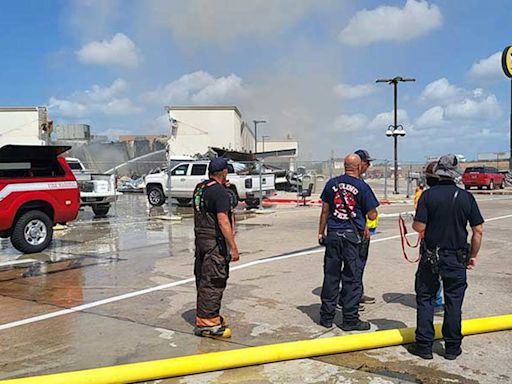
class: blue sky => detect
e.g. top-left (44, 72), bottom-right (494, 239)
top-left (0, 0), bottom-right (510, 161)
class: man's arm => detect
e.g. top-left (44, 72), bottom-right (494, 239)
top-left (412, 220), bottom-right (426, 233)
top-left (467, 224), bottom-right (483, 270)
top-left (318, 202), bottom-right (329, 243)
top-left (218, 212), bottom-right (240, 262)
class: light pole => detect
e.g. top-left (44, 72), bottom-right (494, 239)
top-left (376, 76), bottom-right (416, 194)
top-left (253, 120), bottom-right (266, 154)
top-left (261, 135), bottom-right (270, 152)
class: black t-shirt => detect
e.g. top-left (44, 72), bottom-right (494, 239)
top-left (414, 181), bottom-right (484, 250)
top-left (204, 181), bottom-right (231, 221)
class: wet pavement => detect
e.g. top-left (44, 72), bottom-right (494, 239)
top-left (0, 194), bottom-right (511, 383)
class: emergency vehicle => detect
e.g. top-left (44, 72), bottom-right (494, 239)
top-left (0, 145), bottom-right (80, 253)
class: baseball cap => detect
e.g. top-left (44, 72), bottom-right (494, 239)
top-left (355, 149), bottom-right (374, 162)
top-left (434, 154), bottom-right (461, 179)
top-left (209, 157), bottom-right (229, 173)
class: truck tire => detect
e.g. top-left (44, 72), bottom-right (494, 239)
top-left (464, 185), bottom-right (470, 190)
top-left (11, 210), bottom-right (53, 254)
top-left (177, 198), bottom-right (192, 206)
top-left (92, 204), bottom-right (110, 217)
top-left (245, 198), bottom-right (260, 209)
top-left (147, 186), bottom-right (166, 207)
top-left (489, 180), bottom-right (495, 190)
top-left (500, 182), bottom-right (505, 189)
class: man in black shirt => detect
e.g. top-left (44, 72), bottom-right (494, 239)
top-left (411, 154), bottom-right (484, 360)
top-left (193, 158), bottom-right (239, 338)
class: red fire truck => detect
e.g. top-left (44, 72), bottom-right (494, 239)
top-left (0, 145), bottom-right (80, 253)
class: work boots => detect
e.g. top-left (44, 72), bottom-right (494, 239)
top-left (194, 316), bottom-right (232, 338)
top-left (194, 324), bottom-right (232, 338)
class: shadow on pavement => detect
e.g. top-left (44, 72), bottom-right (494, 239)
top-left (297, 303), bottom-right (322, 325)
top-left (383, 292), bottom-right (417, 309)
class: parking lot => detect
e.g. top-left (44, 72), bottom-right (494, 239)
top-left (0, 193), bottom-right (511, 383)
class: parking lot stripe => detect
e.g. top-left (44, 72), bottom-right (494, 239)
top-left (0, 212), bottom-right (510, 332)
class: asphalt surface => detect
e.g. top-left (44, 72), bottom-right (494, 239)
top-left (0, 193), bottom-right (510, 383)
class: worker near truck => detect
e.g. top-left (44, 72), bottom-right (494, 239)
top-left (192, 157), bottom-right (240, 338)
top-left (318, 153), bottom-right (379, 331)
top-left (411, 154), bottom-right (484, 360)
top-left (337, 149), bottom-right (378, 314)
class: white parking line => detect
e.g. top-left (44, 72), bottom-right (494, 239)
top-left (0, 213), bottom-right (511, 332)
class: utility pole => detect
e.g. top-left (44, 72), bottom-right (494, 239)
top-left (376, 76), bottom-right (416, 194)
top-left (262, 135), bottom-right (270, 153)
top-left (253, 120), bottom-right (266, 154)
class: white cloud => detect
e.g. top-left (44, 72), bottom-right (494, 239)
top-left (368, 109), bottom-right (410, 131)
top-left (468, 51), bottom-right (502, 82)
top-left (419, 78), bottom-right (465, 104)
top-left (83, 79), bottom-right (128, 102)
top-left (146, 0), bottom-right (334, 45)
top-left (143, 71), bottom-right (246, 105)
top-left (333, 83), bottom-right (377, 99)
top-left (48, 97), bottom-right (88, 119)
top-left (415, 106), bottom-right (445, 128)
top-left (339, 0), bottom-right (442, 46)
top-left (103, 98), bottom-right (142, 116)
top-left (76, 33), bottom-right (142, 68)
top-left (415, 92), bottom-right (502, 135)
top-left (49, 79), bottom-right (142, 118)
top-left (445, 95), bottom-right (501, 120)
top-left (331, 114), bottom-right (369, 132)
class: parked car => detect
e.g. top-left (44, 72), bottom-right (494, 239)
top-left (65, 158), bottom-right (121, 217)
top-left (144, 160), bottom-right (275, 209)
top-left (0, 145), bottom-right (80, 253)
top-left (462, 166), bottom-right (505, 190)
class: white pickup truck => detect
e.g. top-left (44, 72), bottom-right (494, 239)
top-left (65, 158), bottom-right (121, 217)
top-left (144, 160), bottom-right (275, 209)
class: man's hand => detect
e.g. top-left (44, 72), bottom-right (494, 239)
top-left (318, 234), bottom-right (325, 246)
top-left (467, 257), bottom-right (477, 270)
top-left (363, 226), bottom-right (371, 240)
top-left (231, 247), bottom-right (240, 262)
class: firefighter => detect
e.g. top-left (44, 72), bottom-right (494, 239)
top-left (411, 154), bottom-right (484, 360)
top-left (193, 157), bottom-right (240, 338)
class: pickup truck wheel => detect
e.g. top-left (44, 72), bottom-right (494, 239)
top-left (11, 210), bottom-right (53, 254)
top-left (92, 204), bottom-right (110, 217)
top-left (500, 182), bottom-right (505, 189)
top-left (245, 198), bottom-right (260, 209)
top-left (464, 185), bottom-right (470, 190)
top-left (177, 198), bottom-right (192, 206)
top-left (147, 186), bottom-right (165, 207)
top-left (489, 180), bottom-right (495, 190)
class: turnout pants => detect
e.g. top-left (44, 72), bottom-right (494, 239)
top-left (320, 232), bottom-right (362, 325)
top-left (415, 250), bottom-right (467, 354)
top-left (338, 236), bottom-right (369, 306)
top-left (194, 235), bottom-right (230, 327)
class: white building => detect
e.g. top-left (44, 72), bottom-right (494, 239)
top-left (167, 106), bottom-right (255, 157)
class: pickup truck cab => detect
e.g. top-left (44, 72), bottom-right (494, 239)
top-left (0, 145), bottom-right (80, 253)
top-left (65, 157), bottom-right (120, 217)
top-left (462, 166), bottom-right (505, 190)
top-left (144, 160), bottom-right (275, 208)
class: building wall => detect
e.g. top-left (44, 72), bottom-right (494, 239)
top-left (0, 107), bottom-right (46, 146)
top-left (168, 107), bottom-right (254, 157)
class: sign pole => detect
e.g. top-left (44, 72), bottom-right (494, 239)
top-left (501, 46), bottom-right (512, 170)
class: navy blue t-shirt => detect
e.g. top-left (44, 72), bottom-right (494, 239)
top-left (321, 175), bottom-right (380, 232)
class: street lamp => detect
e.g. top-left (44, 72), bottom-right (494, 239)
top-left (261, 135), bottom-right (270, 152)
top-left (376, 76), bottom-right (416, 194)
top-left (253, 120), bottom-right (266, 154)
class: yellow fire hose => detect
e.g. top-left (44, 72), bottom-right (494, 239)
top-left (2, 314), bottom-right (511, 384)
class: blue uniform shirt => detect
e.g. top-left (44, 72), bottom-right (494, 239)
top-left (321, 175), bottom-right (380, 232)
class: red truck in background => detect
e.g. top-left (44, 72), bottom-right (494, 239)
top-left (0, 145), bottom-right (80, 253)
top-left (462, 166), bottom-right (506, 190)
